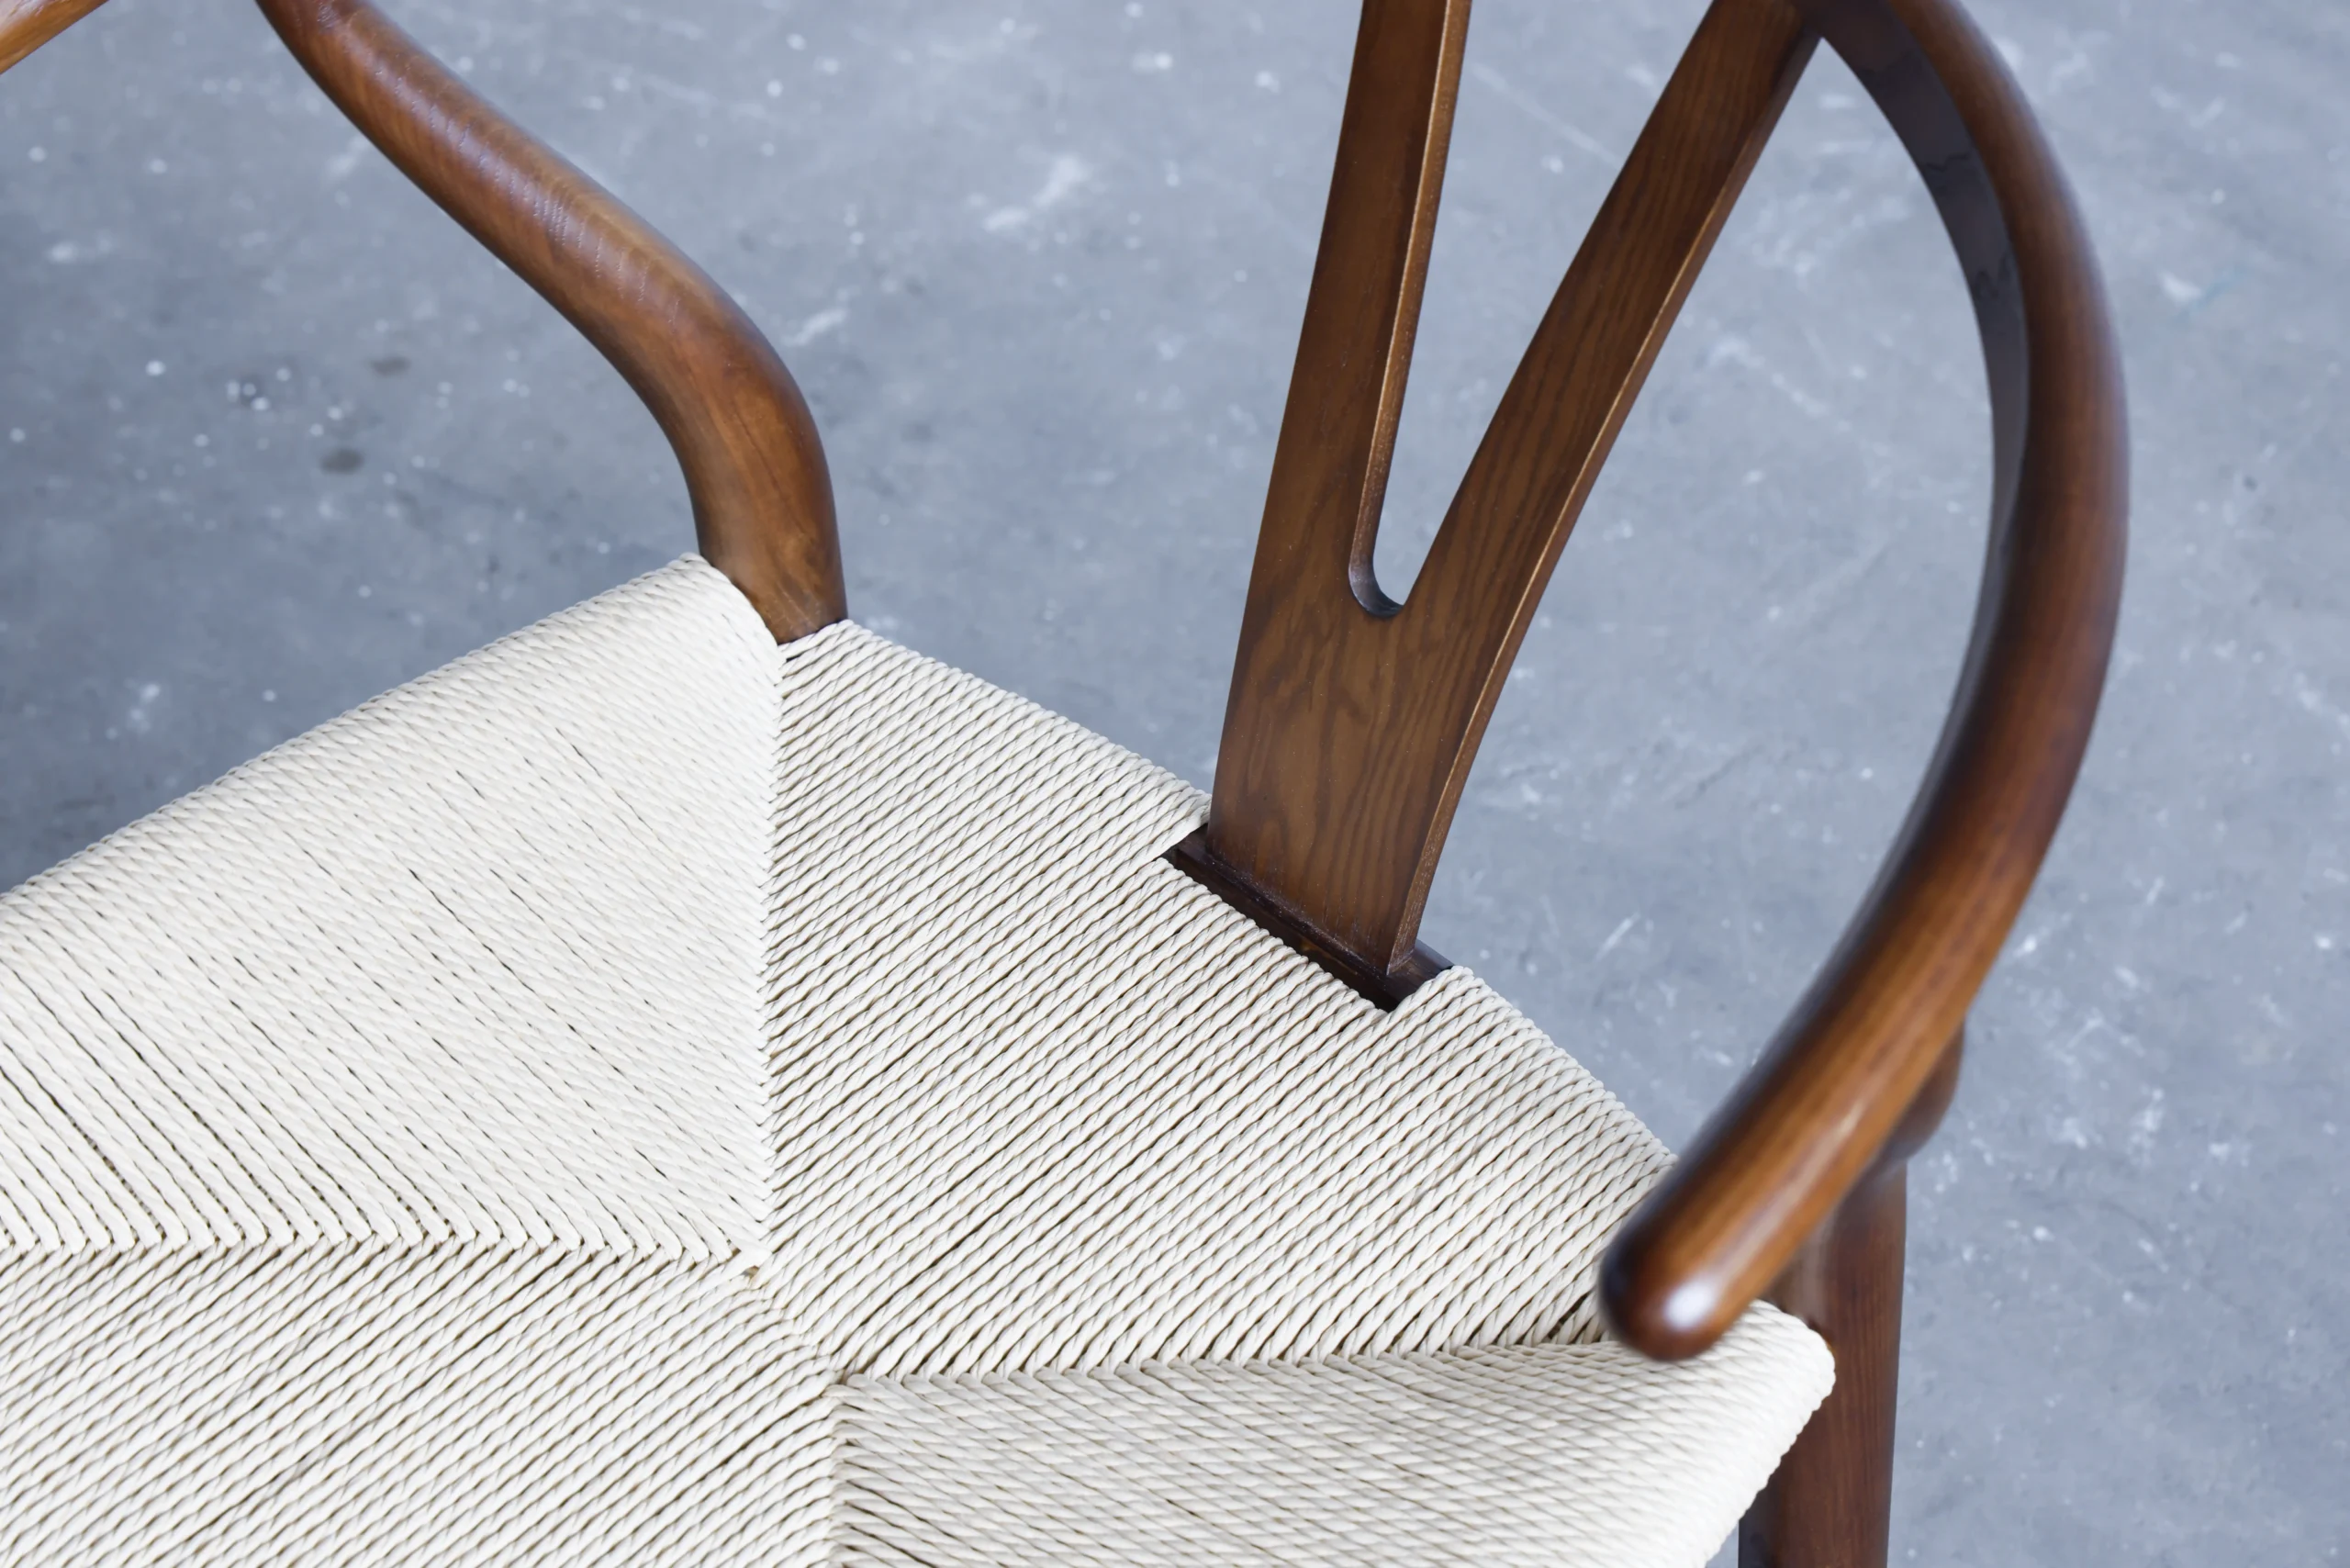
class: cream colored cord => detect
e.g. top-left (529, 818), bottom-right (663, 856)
top-left (0, 558), bottom-right (1828, 1565)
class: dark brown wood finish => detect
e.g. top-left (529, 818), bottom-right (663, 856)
top-left (252, 0), bottom-right (844, 642)
top-left (1194, 0), bottom-right (1818, 988)
top-left (1170, 828), bottom-right (1448, 1009)
top-left (1600, 0), bottom-right (2126, 1364)
top-left (1202, 0), bottom-right (2123, 1548)
top-left (6, 0), bottom-right (842, 641)
top-left (1740, 1030), bottom-right (1964, 1568)
top-left (1746, 1169), bottom-right (1912, 1567)
top-left (1169, 0), bottom-right (1472, 1008)
top-left (0, 0), bottom-right (106, 73)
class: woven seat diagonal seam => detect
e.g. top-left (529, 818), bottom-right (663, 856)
top-left (0, 978), bottom-right (263, 1249)
top-left (5, 800), bottom-right (710, 1258)
top-left (0, 1050), bottom-right (129, 1247)
top-left (2, 845), bottom-right (565, 1252)
top-left (755, 622), bottom-right (1681, 1386)
top-left (0, 923), bottom-right (308, 1251)
top-left (263, 724), bottom-right (772, 1254)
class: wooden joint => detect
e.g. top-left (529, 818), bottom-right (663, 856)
top-left (1168, 831), bottom-right (1448, 1010)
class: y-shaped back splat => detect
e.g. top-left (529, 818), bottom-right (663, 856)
top-left (1174, 0), bottom-right (1818, 1005)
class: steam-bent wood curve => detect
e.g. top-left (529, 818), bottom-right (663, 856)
top-left (0, 0), bottom-right (107, 73)
top-left (6, 0), bottom-right (845, 640)
top-left (5, 0), bottom-right (2125, 1372)
top-left (1186, 0), bottom-right (2124, 1364)
top-left (1597, 0), bottom-right (2127, 1361)
top-left (250, 0), bottom-right (845, 642)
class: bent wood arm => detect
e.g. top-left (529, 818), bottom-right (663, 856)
top-left (256, 0), bottom-right (844, 642)
top-left (1598, 0), bottom-right (2126, 1361)
top-left (0, 0), bottom-right (104, 73)
top-left (4, 0), bottom-right (845, 642)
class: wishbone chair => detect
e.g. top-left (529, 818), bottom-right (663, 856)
top-left (0, 0), bottom-right (2123, 1562)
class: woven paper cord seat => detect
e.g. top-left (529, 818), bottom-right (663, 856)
top-left (0, 558), bottom-right (1831, 1564)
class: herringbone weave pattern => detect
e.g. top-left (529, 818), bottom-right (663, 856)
top-left (0, 558), bottom-right (1830, 1565)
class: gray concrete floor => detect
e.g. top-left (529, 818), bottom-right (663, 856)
top-left (2, 0), bottom-right (2342, 1560)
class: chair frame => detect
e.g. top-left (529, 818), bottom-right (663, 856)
top-left (1, 0), bottom-right (2126, 1563)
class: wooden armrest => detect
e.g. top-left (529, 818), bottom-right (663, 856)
top-left (256, 0), bottom-right (844, 642)
top-left (1598, 0), bottom-right (2127, 1361)
top-left (6, 0), bottom-right (845, 644)
top-left (0, 0), bottom-right (106, 73)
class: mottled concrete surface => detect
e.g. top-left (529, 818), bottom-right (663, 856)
top-left (1, 0), bottom-right (2341, 1560)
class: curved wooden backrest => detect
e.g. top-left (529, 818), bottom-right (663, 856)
top-left (1180, 0), bottom-right (2126, 1360)
top-left (3, 0), bottom-right (844, 644)
top-left (1172, 0), bottom-right (1820, 1003)
top-left (1603, 0), bottom-right (2126, 1360)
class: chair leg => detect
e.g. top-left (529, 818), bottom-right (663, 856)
top-left (1739, 1162), bottom-right (1908, 1568)
top-left (1740, 1029), bottom-right (1964, 1568)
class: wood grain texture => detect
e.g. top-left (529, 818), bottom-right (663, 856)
top-left (1599, 0), bottom-right (2128, 1364)
top-left (252, 0), bottom-right (845, 643)
top-left (1168, 829), bottom-right (1446, 1010)
top-left (0, 0), bottom-right (108, 73)
top-left (1197, 0), bottom-right (1817, 987)
top-left (1739, 1032), bottom-right (1963, 1568)
top-left (1743, 1163), bottom-right (1912, 1568)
